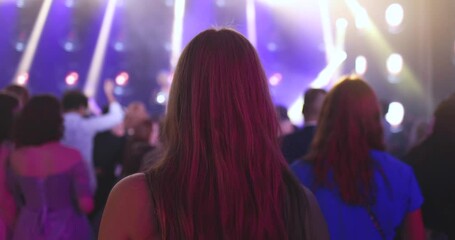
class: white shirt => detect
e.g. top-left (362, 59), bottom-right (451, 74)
top-left (62, 102), bottom-right (124, 191)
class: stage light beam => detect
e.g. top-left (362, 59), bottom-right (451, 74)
top-left (169, 0), bottom-right (186, 69)
top-left (13, 0), bottom-right (53, 84)
top-left (288, 97), bottom-right (304, 127)
top-left (344, 0), bottom-right (371, 30)
top-left (84, 0), bottom-right (118, 97)
top-left (318, 0), bottom-right (335, 63)
top-left (334, 18), bottom-right (348, 81)
top-left (310, 51), bottom-right (347, 89)
top-left (344, 0), bottom-right (423, 95)
top-left (246, 0), bottom-right (257, 47)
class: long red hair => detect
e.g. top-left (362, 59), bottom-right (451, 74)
top-left (146, 28), bottom-right (307, 239)
top-left (306, 76), bottom-right (385, 205)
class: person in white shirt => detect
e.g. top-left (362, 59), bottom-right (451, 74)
top-left (61, 80), bottom-right (124, 191)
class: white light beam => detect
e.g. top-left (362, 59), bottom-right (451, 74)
top-left (170, 0), bottom-right (186, 70)
top-left (84, 0), bottom-right (118, 97)
top-left (13, 0), bottom-right (53, 84)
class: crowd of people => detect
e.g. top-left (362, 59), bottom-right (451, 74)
top-left (0, 80), bottom-right (162, 239)
top-left (0, 28), bottom-right (453, 240)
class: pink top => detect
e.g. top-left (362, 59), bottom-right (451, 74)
top-left (0, 143), bottom-right (17, 235)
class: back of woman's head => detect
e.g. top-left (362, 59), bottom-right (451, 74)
top-left (307, 76), bottom-right (385, 205)
top-left (14, 95), bottom-right (63, 148)
top-left (0, 93), bottom-right (19, 143)
top-left (151, 28), bottom-right (306, 239)
top-left (3, 84), bottom-right (29, 108)
top-left (165, 28), bottom-right (278, 149)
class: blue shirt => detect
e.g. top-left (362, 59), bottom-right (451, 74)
top-left (291, 150), bottom-right (423, 240)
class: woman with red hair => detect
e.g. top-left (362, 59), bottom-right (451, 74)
top-left (292, 76), bottom-right (425, 240)
top-left (99, 28), bottom-right (329, 239)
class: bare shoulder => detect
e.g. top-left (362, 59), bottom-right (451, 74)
top-left (99, 173), bottom-right (156, 239)
top-left (109, 173), bottom-right (151, 206)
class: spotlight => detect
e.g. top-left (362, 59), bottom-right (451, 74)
top-left (16, 0), bottom-right (25, 8)
top-left (386, 53), bottom-right (403, 75)
top-left (165, 0), bottom-right (173, 7)
top-left (216, 0), bottom-right (225, 7)
top-left (61, 30), bottom-right (79, 52)
top-left (17, 72), bottom-right (29, 86)
top-left (15, 42), bottom-right (25, 52)
top-left (336, 18), bottom-right (348, 29)
top-left (385, 101), bottom-right (405, 128)
top-left (15, 31), bottom-right (27, 52)
top-left (113, 41), bottom-right (125, 52)
top-left (385, 3), bottom-right (404, 28)
top-left (64, 41), bottom-right (75, 52)
top-left (65, 0), bottom-right (75, 8)
top-left (355, 55), bottom-right (367, 75)
top-left (267, 42), bottom-right (277, 52)
top-left (269, 73), bottom-right (282, 86)
top-left (115, 72), bottom-right (129, 86)
top-left (65, 72), bottom-right (79, 86)
top-left (156, 92), bottom-right (166, 104)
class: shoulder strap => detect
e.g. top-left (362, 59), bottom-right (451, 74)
top-left (366, 205), bottom-right (386, 240)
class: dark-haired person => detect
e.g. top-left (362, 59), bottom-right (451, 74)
top-left (61, 80), bottom-right (124, 191)
top-left (2, 84), bottom-right (29, 110)
top-left (276, 105), bottom-right (297, 137)
top-left (0, 93), bottom-right (19, 239)
top-left (405, 94), bottom-right (455, 239)
top-left (9, 95), bottom-right (93, 239)
top-left (281, 88), bottom-right (326, 164)
top-left (121, 118), bottom-right (154, 177)
top-left (100, 28), bottom-right (329, 240)
top-left (292, 76), bottom-right (425, 240)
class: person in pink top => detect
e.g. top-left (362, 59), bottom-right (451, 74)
top-left (10, 95), bottom-right (94, 240)
top-left (0, 93), bottom-right (19, 239)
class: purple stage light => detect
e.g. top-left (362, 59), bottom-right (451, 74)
top-left (17, 72), bottom-right (29, 86)
top-left (65, 72), bottom-right (79, 86)
top-left (115, 72), bottom-right (129, 86)
top-left (269, 73), bottom-right (282, 86)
